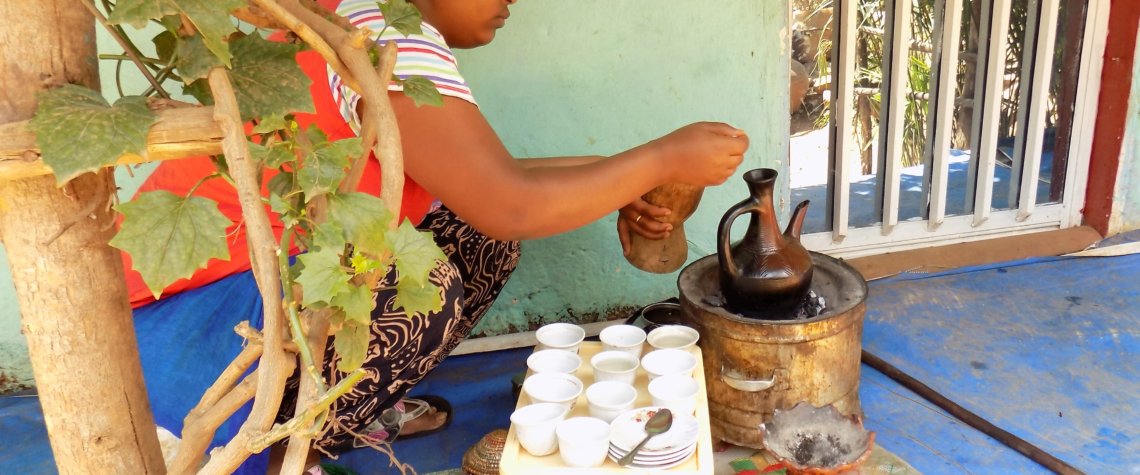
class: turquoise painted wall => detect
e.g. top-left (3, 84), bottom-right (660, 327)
top-left (0, 1), bottom-right (790, 388)
top-left (455, 0), bottom-right (791, 335)
top-left (1113, 27), bottom-right (1140, 233)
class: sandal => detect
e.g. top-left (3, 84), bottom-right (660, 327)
top-left (354, 395), bottom-right (453, 447)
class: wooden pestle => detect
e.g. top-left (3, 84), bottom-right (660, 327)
top-left (625, 183), bottom-right (705, 273)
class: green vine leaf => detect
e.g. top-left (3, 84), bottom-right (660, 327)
top-left (386, 220), bottom-right (445, 287)
top-left (297, 138), bottom-right (360, 200)
top-left (248, 141), bottom-right (293, 169)
top-left (328, 192), bottom-right (392, 257)
top-left (177, 0), bottom-right (244, 65)
top-left (401, 76), bottom-right (443, 108)
top-left (377, 0), bottom-right (424, 36)
top-left (333, 319), bottom-right (370, 372)
top-left (294, 247), bottom-right (351, 307)
top-left (252, 114), bottom-right (288, 134)
top-left (312, 222), bottom-right (347, 253)
top-left (351, 253), bottom-right (386, 275)
top-left (110, 191), bottom-right (231, 298)
top-left (109, 0), bottom-right (242, 66)
top-left (30, 86), bottom-right (158, 185)
top-left (173, 34), bottom-right (222, 83)
top-left (153, 30), bottom-right (177, 63)
top-left (230, 34), bottom-right (314, 121)
top-left (108, 0), bottom-right (178, 28)
top-left (393, 279), bottom-right (442, 318)
top-left (331, 284), bottom-right (375, 325)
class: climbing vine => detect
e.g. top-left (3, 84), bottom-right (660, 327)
top-left (29, 1), bottom-right (443, 473)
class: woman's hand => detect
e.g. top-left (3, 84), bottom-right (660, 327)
top-left (616, 198), bottom-right (672, 256)
top-left (649, 122), bottom-right (749, 187)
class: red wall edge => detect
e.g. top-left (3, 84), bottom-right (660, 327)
top-left (1084, 0), bottom-right (1140, 235)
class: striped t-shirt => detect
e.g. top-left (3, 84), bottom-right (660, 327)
top-left (331, 0), bottom-right (477, 131)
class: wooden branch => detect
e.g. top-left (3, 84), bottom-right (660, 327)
top-left (80, 0), bottom-right (169, 98)
top-left (270, 0), bottom-right (405, 229)
top-left (170, 372), bottom-right (260, 475)
top-left (195, 67), bottom-right (293, 475)
top-left (280, 309), bottom-right (333, 474)
top-left (234, 320), bottom-right (300, 353)
top-left (0, 105), bottom-right (222, 182)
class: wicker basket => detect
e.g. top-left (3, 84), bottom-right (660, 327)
top-left (462, 429), bottom-right (508, 475)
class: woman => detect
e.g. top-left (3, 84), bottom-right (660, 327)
top-left (127, 0), bottom-right (748, 469)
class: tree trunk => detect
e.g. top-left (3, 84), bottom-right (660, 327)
top-left (0, 2), bottom-right (166, 474)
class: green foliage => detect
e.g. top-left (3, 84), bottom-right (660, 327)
top-left (30, 85), bottom-right (158, 184)
top-left (297, 135), bottom-right (361, 199)
top-left (328, 192), bottom-right (393, 257)
top-left (228, 34), bottom-right (314, 121)
top-left (377, 0), bottom-right (424, 36)
top-left (110, 191), bottom-right (232, 298)
top-left (400, 76), bottom-right (445, 108)
top-left (86, 0), bottom-right (450, 400)
top-left (393, 278), bottom-right (442, 318)
top-left (387, 220), bottom-right (446, 288)
top-left (109, 0), bottom-right (244, 66)
top-left (333, 319), bottom-right (370, 372)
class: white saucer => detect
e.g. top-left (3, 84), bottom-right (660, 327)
top-left (610, 407), bottom-right (700, 453)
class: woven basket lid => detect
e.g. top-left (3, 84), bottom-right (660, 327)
top-left (461, 429), bottom-right (508, 475)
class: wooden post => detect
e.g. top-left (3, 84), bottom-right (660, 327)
top-left (0, 2), bottom-right (166, 473)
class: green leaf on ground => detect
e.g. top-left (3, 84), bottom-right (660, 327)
top-left (331, 283), bottom-right (375, 325)
top-left (230, 34), bottom-right (313, 121)
top-left (386, 220), bottom-right (444, 287)
top-left (295, 247), bottom-right (351, 307)
top-left (172, 34), bottom-right (222, 83)
top-left (333, 319), bottom-right (370, 372)
top-left (393, 279), bottom-right (442, 318)
top-left (328, 192), bottom-right (392, 257)
top-left (110, 191), bottom-right (231, 298)
top-left (297, 138), bottom-right (360, 199)
top-left (401, 76), bottom-right (443, 108)
top-left (176, 0), bottom-right (244, 66)
top-left (108, 0), bottom-right (179, 28)
top-left (30, 86), bottom-right (158, 185)
top-left (377, 0), bottom-right (424, 36)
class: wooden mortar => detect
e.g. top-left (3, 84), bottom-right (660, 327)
top-left (625, 183), bottom-right (705, 273)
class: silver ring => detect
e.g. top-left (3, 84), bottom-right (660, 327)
top-left (635, 215), bottom-right (642, 223)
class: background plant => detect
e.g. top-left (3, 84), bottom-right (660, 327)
top-left (28, 0), bottom-right (444, 473)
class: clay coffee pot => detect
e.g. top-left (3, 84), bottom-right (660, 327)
top-left (716, 168), bottom-right (812, 319)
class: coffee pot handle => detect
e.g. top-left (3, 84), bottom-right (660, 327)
top-left (717, 199), bottom-right (753, 280)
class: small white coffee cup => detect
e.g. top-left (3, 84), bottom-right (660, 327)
top-left (590, 350), bottom-right (640, 386)
top-left (599, 324), bottom-right (647, 357)
top-left (585, 381), bottom-right (637, 423)
top-left (527, 349), bottom-right (582, 375)
top-left (535, 322), bottom-right (586, 353)
top-left (641, 348), bottom-right (697, 381)
top-left (647, 324), bottom-right (700, 353)
top-left (556, 417), bottom-right (611, 467)
top-left (509, 402), bottom-right (569, 456)
top-left (523, 372), bottom-right (583, 410)
top-left (648, 374), bottom-right (700, 415)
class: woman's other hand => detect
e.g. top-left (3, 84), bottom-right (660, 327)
top-left (650, 122), bottom-right (749, 187)
top-left (617, 198), bottom-right (673, 256)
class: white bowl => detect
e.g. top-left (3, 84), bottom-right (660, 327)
top-left (647, 325), bottom-right (700, 352)
top-left (648, 374), bottom-right (699, 415)
top-left (600, 324), bottom-right (647, 357)
top-left (590, 350), bottom-right (640, 385)
top-left (535, 322), bottom-right (586, 353)
top-left (527, 349), bottom-right (582, 375)
top-left (556, 417), bottom-right (611, 467)
top-left (585, 381), bottom-right (638, 423)
top-left (510, 402), bottom-right (569, 456)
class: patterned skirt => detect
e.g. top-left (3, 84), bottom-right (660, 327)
top-left (278, 205), bottom-right (521, 452)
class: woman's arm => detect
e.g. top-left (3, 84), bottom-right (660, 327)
top-left (392, 93), bottom-right (748, 241)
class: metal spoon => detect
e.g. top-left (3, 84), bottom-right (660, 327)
top-left (617, 408), bottom-right (673, 466)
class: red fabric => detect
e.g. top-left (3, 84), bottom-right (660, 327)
top-left (122, 47), bottom-right (435, 307)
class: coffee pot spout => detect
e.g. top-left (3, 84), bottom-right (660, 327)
top-left (785, 200), bottom-right (810, 239)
